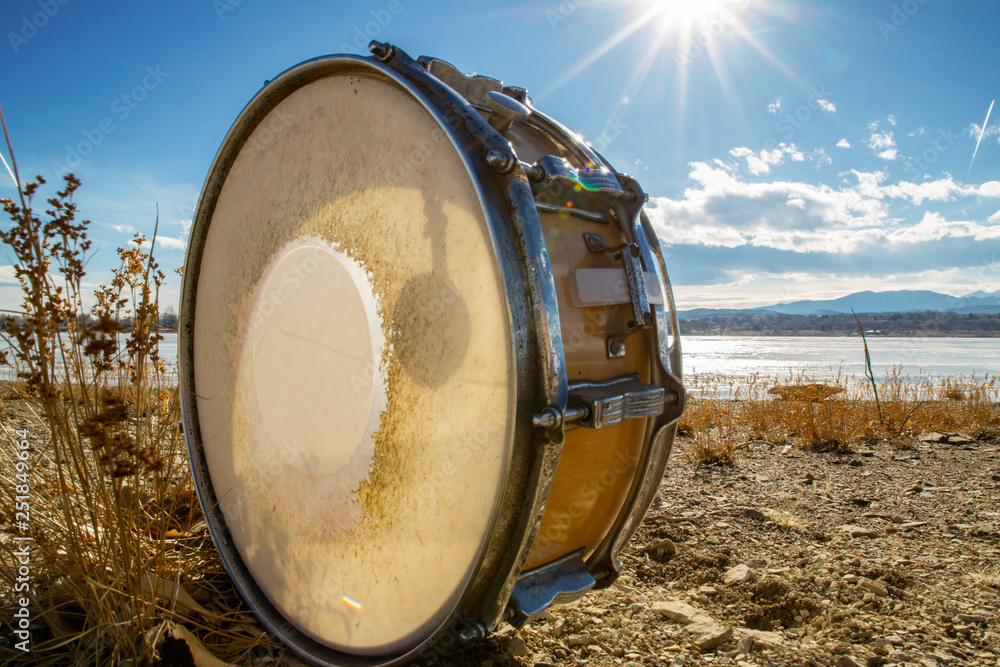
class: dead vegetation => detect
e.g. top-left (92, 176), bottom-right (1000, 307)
top-left (0, 134), bottom-right (282, 665)
top-left (678, 370), bottom-right (1000, 464)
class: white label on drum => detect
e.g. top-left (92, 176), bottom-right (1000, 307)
top-left (570, 268), bottom-right (664, 308)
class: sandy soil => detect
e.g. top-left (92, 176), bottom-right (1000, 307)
top-left (435, 434), bottom-right (1000, 667)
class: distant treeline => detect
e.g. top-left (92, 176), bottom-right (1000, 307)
top-left (680, 311), bottom-right (1000, 337)
top-left (1, 306), bottom-right (179, 331)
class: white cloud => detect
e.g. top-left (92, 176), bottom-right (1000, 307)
top-left (816, 98), bottom-right (836, 113)
top-left (990, 210), bottom-right (1000, 224)
top-left (729, 143), bottom-right (804, 176)
top-left (0, 265), bottom-right (19, 285)
top-left (887, 114), bottom-right (897, 126)
top-left (139, 235), bottom-right (186, 252)
top-left (157, 237), bottom-right (187, 251)
top-left (867, 123), bottom-right (897, 159)
top-left (112, 224), bottom-right (137, 234)
top-left (836, 138), bottom-right (851, 149)
top-left (866, 121), bottom-right (897, 161)
top-left (811, 148), bottom-right (832, 168)
top-left (646, 161), bottom-right (1000, 258)
top-left (767, 98), bottom-right (782, 114)
top-left (966, 122), bottom-right (1000, 139)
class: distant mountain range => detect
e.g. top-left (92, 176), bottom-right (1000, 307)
top-left (679, 289), bottom-right (1000, 319)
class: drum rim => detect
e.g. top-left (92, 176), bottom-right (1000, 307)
top-left (179, 51), bottom-right (568, 666)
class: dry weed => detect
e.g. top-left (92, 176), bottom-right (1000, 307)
top-left (0, 142), bottom-right (278, 663)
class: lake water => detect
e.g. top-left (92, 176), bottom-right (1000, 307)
top-left (682, 335), bottom-right (1000, 386)
top-left (6, 333), bottom-right (998, 390)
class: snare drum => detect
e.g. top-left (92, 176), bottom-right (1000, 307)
top-left (180, 41), bottom-right (684, 666)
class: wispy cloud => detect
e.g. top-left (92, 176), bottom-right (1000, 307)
top-left (816, 98), bottom-right (836, 113)
top-left (867, 121), bottom-right (898, 160)
top-left (836, 138), bottom-right (851, 149)
top-left (728, 143), bottom-right (805, 176)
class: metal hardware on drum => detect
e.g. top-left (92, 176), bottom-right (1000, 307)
top-left (484, 90), bottom-right (530, 134)
top-left (180, 39), bottom-right (684, 667)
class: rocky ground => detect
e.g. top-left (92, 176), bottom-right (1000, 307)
top-left (436, 433), bottom-right (1000, 667)
top-left (4, 386), bottom-right (999, 666)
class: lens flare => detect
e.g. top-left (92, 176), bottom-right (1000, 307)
top-left (340, 595), bottom-right (363, 611)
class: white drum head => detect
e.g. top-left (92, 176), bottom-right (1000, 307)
top-left (189, 67), bottom-right (513, 654)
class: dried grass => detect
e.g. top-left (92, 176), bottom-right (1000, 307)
top-left (679, 368), bottom-right (1000, 462)
top-left (0, 130), bottom-right (280, 665)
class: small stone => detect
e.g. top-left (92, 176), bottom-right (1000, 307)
top-left (736, 635), bottom-right (754, 655)
top-left (505, 635), bottom-right (528, 658)
top-left (652, 600), bottom-right (702, 625)
top-left (899, 522), bottom-right (928, 530)
top-left (839, 525), bottom-right (879, 538)
top-left (724, 564), bottom-right (757, 585)
top-left (694, 624), bottom-right (733, 651)
top-left (946, 434), bottom-right (974, 445)
top-left (857, 577), bottom-right (888, 597)
top-left (746, 558), bottom-right (768, 569)
top-left (957, 614), bottom-right (987, 625)
top-left (836, 656), bottom-right (864, 667)
top-left (644, 538), bottom-right (678, 557)
top-left (552, 618), bottom-right (566, 638)
top-left (567, 632), bottom-right (590, 645)
top-left (919, 432), bottom-right (949, 443)
top-left (991, 473), bottom-right (1000, 482)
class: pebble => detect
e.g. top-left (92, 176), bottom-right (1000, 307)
top-left (504, 635), bottom-right (527, 658)
top-left (694, 625), bottom-right (733, 651)
top-left (835, 656), bottom-right (863, 667)
top-left (857, 577), bottom-right (888, 597)
top-left (723, 564), bottom-right (756, 585)
top-left (566, 633), bottom-right (590, 646)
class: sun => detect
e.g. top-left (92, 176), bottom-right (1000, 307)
top-left (645, 0), bottom-right (742, 29)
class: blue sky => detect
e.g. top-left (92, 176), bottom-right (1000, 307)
top-left (0, 0), bottom-right (998, 311)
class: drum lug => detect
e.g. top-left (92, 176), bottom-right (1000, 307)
top-left (567, 374), bottom-right (672, 429)
top-left (507, 550), bottom-right (596, 626)
top-left (528, 155), bottom-right (623, 221)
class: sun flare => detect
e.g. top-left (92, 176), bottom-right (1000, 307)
top-left (646, 0), bottom-right (739, 29)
